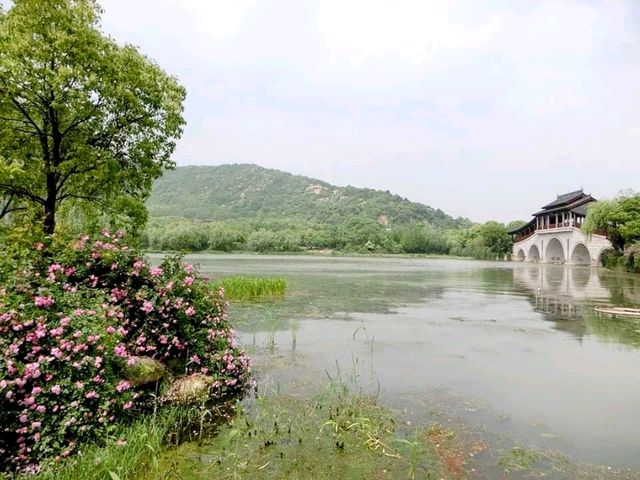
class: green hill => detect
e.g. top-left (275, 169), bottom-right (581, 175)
top-left (148, 164), bottom-right (471, 229)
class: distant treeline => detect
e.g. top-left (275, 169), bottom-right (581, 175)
top-left (141, 218), bottom-right (515, 260)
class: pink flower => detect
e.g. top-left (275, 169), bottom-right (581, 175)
top-left (85, 391), bottom-right (99, 400)
top-left (60, 317), bottom-right (71, 327)
top-left (74, 309), bottom-right (85, 316)
top-left (49, 327), bottom-right (63, 337)
top-left (123, 401), bottom-right (133, 410)
top-left (106, 326), bottom-right (116, 334)
top-left (51, 385), bottom-right (61, 395)
top-left (149, 266), bottom-right (163, 277)
top-left (184, 263), bottom-right (194, 273)
top-left (114, 344), bottom-right (127, 357)
top-left (115, 380), bottom-right (130, 393)
top-left (19, 415), bottom-right (28, 423)
top-left (31, 421), bottom-right (41, 429)
top-left (141, 301), bottom-right (154, 314)
top-left (34, 296), bottom-right (55, 309)
top-left (48, 264), bottom-right (61, 274)
top-left (183, 276), bottom-right (195, 286)
top-left (36, 405), bottom-right (46, 413)
top-left (185, 306), bottom-right (196, 317)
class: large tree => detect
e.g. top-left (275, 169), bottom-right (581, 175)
top-left (583, 193), bottom-right (640, 251)
top-left (0, 0), bottom-right (186, 235)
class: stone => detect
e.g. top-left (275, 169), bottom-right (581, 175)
top-left (123, 357), bottom-right (166, 386)
top-left (162, 374), bottom-right (214, 405)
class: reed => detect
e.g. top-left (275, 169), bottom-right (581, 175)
top-left (212, 276), bottom-right (287, 301)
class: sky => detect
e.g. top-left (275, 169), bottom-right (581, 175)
top-left (99, 0), bottom-right (640, 223)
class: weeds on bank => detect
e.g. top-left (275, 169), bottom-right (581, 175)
top-left (211, 277), bottom-right (287, 301)
top-left (152, 380), bottom-right (448, 480)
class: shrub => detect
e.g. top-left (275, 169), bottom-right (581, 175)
top-left (0, 231), bottom-right (251, 473)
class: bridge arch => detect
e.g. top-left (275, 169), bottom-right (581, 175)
top-left (528, 244), bottom-right (540, 262)
top-left (570, 243), bottom-right (590, 265)
top-left (545, 237), bottom-right (565, 263)
top-left (516, 249), bottom-right (525, 261)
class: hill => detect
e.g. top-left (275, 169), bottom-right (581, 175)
top-left (148, 164), bottom-right (471, 229)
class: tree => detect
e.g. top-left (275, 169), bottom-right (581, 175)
top-left (583, 194), bottom-right (640, 251)
top-left (478, 221), bottom-right (512, 256)
top-left (0, 0), bottom-right (186, 235)
top-left (506, 220), bottom-right (527, 231)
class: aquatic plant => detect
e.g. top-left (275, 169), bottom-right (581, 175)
top-left (0, 231), bottom-right (251, 473)
top-left (210, 276), bottom-right (287, 301)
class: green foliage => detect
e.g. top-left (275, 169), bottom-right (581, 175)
top-left (583, 192), bottom-right (640, 269)
top-left (478, 221), bottom-right (512, 256)
top-left (247, 229), bottom-right (302, 253)
top-left (211, 277), bottom-right (287, 301)
top-left (148, 164), bottom-right (472, 230)
top-left (142, 216), bottom-right (513, 260)
top-left (0, 0), bottom-right (186, 235)
top-left (506, 220), bottom-right (527, 231)
top-left (583, 199), bottom-right (625, 250)
top-left (143, 165), bottom-right (519, 259)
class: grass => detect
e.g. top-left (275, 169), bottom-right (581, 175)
top-left (12, 411), bottom-right (171, 480)
top-left (8, 403), bottom-right (235, 480)
top-left (147, 381), bottom-right (447, 480)
top-left (9, 383), bottom-right (450, 480)
top-left (211, 276), bottom-right (287, 301)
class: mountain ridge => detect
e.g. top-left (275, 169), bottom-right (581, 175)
top-left (148, 163), bottom-right (472, 229)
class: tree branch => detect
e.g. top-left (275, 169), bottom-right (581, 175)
top-left (0, 184), bottom-right (46, 205)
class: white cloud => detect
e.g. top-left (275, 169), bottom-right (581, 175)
top-left (316, 0), bottom-right (504, 66)
top-left (181, 0), bottom-right (256, 40)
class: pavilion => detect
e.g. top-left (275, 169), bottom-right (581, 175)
top-left (509, 190), bottom-right (611, 265)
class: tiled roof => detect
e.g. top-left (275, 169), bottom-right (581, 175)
top-left (534, 194), bottom-right (595, 216)
top-left (541, 189), bottom-right (586, 210)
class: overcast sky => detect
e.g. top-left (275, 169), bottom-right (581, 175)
top-left (99, 0), bottom-right (640, 222)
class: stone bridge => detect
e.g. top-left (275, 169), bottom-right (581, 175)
top-left (512, 226), bottom-right (612, 266)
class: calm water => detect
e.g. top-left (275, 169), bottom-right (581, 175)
top-left (179, 254), bottom-right (640, 472)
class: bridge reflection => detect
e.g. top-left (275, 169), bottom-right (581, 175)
top-left (512, 264), bottom-right (640, 346)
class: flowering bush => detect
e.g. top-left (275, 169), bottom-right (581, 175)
top-left (0, 231), bottom-right (251, 473)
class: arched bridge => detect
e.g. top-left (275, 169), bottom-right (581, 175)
top-left (512, 227), bottom-right (611, 266)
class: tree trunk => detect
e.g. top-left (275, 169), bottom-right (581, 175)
top-left (43, 172), bottom-right (57, 235)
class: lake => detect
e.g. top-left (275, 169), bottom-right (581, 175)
top-left (174, 254), bottom-right (640, 473)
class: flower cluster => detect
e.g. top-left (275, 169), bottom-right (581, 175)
top-left (0, 231), bottom-right (251, 473)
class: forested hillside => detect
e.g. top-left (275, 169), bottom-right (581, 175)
top-left (148, 164), bottom-right (471, 229)
top-left (144, 164), bottom-right (513, 258)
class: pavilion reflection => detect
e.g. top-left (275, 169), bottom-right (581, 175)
top-left (512, 264), bottom-right (640, 346)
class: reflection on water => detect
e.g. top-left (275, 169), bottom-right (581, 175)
top-left (513, 264), bottom-right (640, 346)
top-left (168, 254), bottom-right (640, 470)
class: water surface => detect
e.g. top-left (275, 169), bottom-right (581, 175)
top-left (178, 254), bottom-right (640, 471)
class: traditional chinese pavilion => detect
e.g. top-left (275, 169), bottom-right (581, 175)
top-left (509, 190), bottom-right (611, 265)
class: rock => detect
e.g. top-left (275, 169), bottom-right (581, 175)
top-left (123, 357), bottom-right (166, 386)
top-left (162, 374), bottom-right (214, 405)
